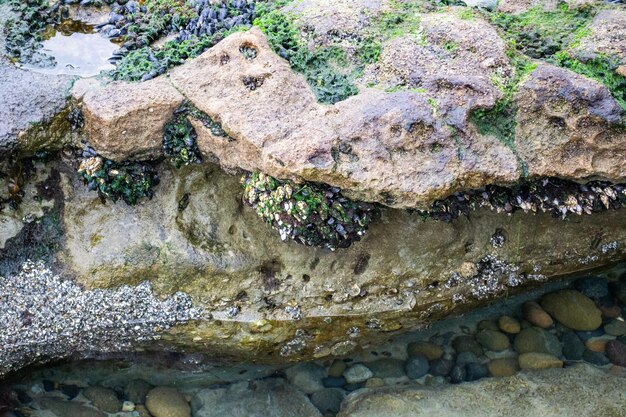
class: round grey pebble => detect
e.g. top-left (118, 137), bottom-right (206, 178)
top-left (465, 362), bottom-right (488, 382)
top-left (429, 358), bottom-right (454, 377)
top-left (561, 331), bottom-right (585, 361)
top-left (449, 364), bottom-right (466, 384)
top-left (575, 277), bottom-right (608, 299)
top-left (405, 355), bottom-right (429, 379)
top-left (310, 388), bottom-right (345, 414)
top-left (343, 364), bottom-right (373, 384)
top-left (583, 349), bottom-right (610, 366)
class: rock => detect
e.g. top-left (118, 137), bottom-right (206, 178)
top-left (576, 328), bottom-right (605, 341)
top-left (583, 349), bottom-right (611, 366)
top-left (477, 320), bottom-right (500, 332)
top-left (405, 355), bottom-right (429, 380)
top-left (343, 364), bottom-right (374, 384)
top-left (364, 377), bottom-right (385, 388)
top-left (513, 327), bottom-right (562, 357)
top-left (310, 388), bottom-right (345, 414)
top-left (327, 360), bottom-right (346, 378)
top-left (522, 301), bottom-right (553, 329)
top-left (606, 340), bottom-right (626, 367)
top-left (465, 362), bottom-right (489, 381)
top-left (497, 316), bottom-right (521, 334)
top-left (40, 397), bottom-right (107, 417)
top-left (585, 337), bottom-right (612, 353)
top-left (80, 76), bottom-right (184, 161)
top-left (518, 352), bottom-right (563, 369)
top-left (575, 10), bottom-right (626, 63)
top-left (618, 65), bottom-right (626, 78)
top-left (168, 26), bottom-right (519, 209)
top-left (337, 364), bottom-right (625, 416)
top-left (145, 387), bottom-right (190, 417)
top-left (449, 365), bottom-right (466, 384)
top-left (407, 341), bottom-right (443, 360)
top-left (429, 358), bottom-right (454, 377)
top-left (575, 277), bottom-right (609, 299)
top-left (0, 62), bottom-right (74, 156)
top-left (322, 377), bottom-right (346, 388)
top-left (365, 358), bottom-right (406, 379)
top-left (487, 358), bottom-right (519, 377)
top-left (515, 63), bottom-right (626, 183)
top-left (456, 351), bottom-right (480, 366)
top-left (452, 336), bottom-right (483, 356)
top-left (562, 331), bottom-right (585, 361)
top-left (135, 405), bottom-right (152, 417)
top-left (191, 378), bottom-right (321, 417)
top-left (83, 386), bottom-right (122, 413)
top-left (540, 290), bottom-right (602, 331)
top-left (60, 384), bottom-right (80, 400)
top-left (122, 401), bottom-right (135, 412)
top-left (476, 330), bottom-right (510, 351)
top-left (605, 320), bottom-right (626, 337)
top-left (125, 379), bottom-right (153, 404)
top-left (285, 363), bottom-right (326, 394)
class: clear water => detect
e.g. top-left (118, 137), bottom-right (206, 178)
top-left (21, 19), bottom-right (118, 77)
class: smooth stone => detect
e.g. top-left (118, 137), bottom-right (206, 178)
top-left (452, 335), bottom-right (483, 356)
top-left (125, 379), bottom-right (153, 404)
top-left (576, 328), bottom-right (605, 341)
top-left (364, 377), bottom-right (385, 388)
top-left (344, 382), bottom-right (365, 392)
top-left (514, 327), bottom-right (562, 357)
top-left (585, 337), bottom-right (613, 353)
top-left (456, 351), bottom-right (480, 365)
top-left (606, 340), bottom-right (626, 367)
top-left (487, 358), bottom-right (519, 377)
top-left (343, 364), bottom-right (374, 384)
top-left (518, 353), bottom-right (563, 369)
top-left (541, 290), bottom-right (602, 331)
top-left (285, 362), bottom-right (326, 394)
top-left (429, 358), bottom-right (454, 377)
top-left (42, 380), bottom-right (55, 392)
top-left (476, 329), bottom-right (510, 351)
top-left (465, 362), bottom-right (488, 382)
top-left (310, 388), bottom-right (345, 414)
top-left (191, 378), bottom-right (320, 417)
top-left (604, 320), bottom-right (626, 336)
top-left (365, 358), bottom-right (406, 379)
top-left (464, 0), bottom-right (498, 10)
top-left (575, 276), bottom-right (609, 299)
top-left (40, 397), bottom-right (107, 417)
top-left (60, 384), bottom-right (80, 400)
top-left (122, 401), bottom-right (135, 412)
top-left (135, 405), bottom-right (152, 417)
top-left (599, 304), bottom-right (622, 319)
top-left (498, 315), bottom-right (521, 334)
top-left (145, 387), bottom-right (191, 417)
top-left (327, 360), bottom-right (346, 378)
top-left (449, 365), bottom-right (466, 384)
top-left (84, 386), bottom-right (122, 413)
top-left (583, 349), bottom-right (611, 366)
top-left (322, 377), bottom-right (346, 388)
top-left (477, 320), bottom-right (499, 331)
top-left (405, 355), bottom-right (429, 380)
top-left (561, 331), bottom-right (585, 361)
top-left (522, 301), bottom-right (553, 328)
top-left (407, 341), bottom-right (443, 360)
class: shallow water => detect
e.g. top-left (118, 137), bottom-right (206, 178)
top-left (2, 264), bottom-right (624, 416)
top-left (21, 20), bottom-right (118, 77)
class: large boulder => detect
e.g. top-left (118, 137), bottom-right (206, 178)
top-left (514, 63), bottom-right (626, 181)
top-left (337, 364), bottom-right (626, 416)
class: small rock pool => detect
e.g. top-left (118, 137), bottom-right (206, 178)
top-left (1, 264), bottom-right (625, 416)
top-left (20, 18), bottom-right (118, 78)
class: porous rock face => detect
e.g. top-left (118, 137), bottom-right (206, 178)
top-left (79, 25), bottom-right (626, 209)
top-left (51, 160), bottom-right (626, 363)
top-left (575, 9), bottom-right (626, 64)
top-left (337, 364), bottom-right (626, 417)
top-left (515, 63), bottom-right (626, 180)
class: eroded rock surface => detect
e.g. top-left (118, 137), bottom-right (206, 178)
top-left (337, 364), bottom-right (626, 417)
top-left (576, 9), bottom-right (626, 63)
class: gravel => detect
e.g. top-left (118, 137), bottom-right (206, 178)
top-left (0, 260), bottom-right (203, 377)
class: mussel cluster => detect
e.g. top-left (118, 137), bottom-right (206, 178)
top-left (422, 178), bottom-right (626, 222)
top-left (77, 147), bottom-right (159, 205)
top-left (242, 172), bottom-right (380, 250)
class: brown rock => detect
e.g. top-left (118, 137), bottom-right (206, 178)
top-left (515, 63), bottom-right (626, 184)
top-left (145, 387), bottom-right (190, 417)
top-left (477, 320), bottom-right (500, 331)
top-left (606, 340), bottom-right (626, 367)
top-left (617, 65), bottom-right (626, 78)
top-left (518, 352), bottom-right (563, 369)
top-left (40, 398), bottom-right (107, 417)
top-left (407, 341), bottom-right (443, 361)
top-left (487, 358), bottom-right (519, 377)
top-left (540, 290), bottom-right (602, 331)
top-left (80, 77), bottom-right (184, 161)
top-left (476, 330), bottom-right (510, 351)
top-left (83, 386), bottom-right (122, 413)
top-left (522, 301), bottom-right (553, 328)
top-left (576, 10), bottom-right (626, 63)
top-left (585, 337), bottom-right (612, 353)
top-left (599, 304), bottom-right (622, 319)
top-left (498, 315), bottom-right (521, 334)
top-left (327, 359), bottom-right (347, 378)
